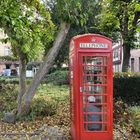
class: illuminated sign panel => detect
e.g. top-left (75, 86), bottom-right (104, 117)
top-left (80, 43), bottom-right (108, 49)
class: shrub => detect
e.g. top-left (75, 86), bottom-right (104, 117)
top-left (129, 106), bottom-right (140, 133)
top-left (0, 83), bottom-right (18, 117)
top-left (44, 70), bottom-right (69, 85)
top-left (30, 97), bottom-right (58, 117)
top-left (0, 70), bottom-right (69, 86)
top-left (43, 71), bottom-right (140, 101)
top-left (0, 77), bottom-right (32, 85)
top-left (114, 72), bottom-right (140, 103)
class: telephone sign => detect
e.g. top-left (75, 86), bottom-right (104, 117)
top-left (80, 43), bottom-right (108, 48)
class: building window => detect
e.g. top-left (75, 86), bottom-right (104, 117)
top-left (113, 46), bottom-right (122, 63)
top-left (4, 46), bottom-right (11, 56)
top-left (131, 58), bottom-right (135, 72)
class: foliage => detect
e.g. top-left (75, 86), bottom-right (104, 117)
top-left (114, 72), bottom-right (140, 102)
top-left (0, 83), bottom-right (69, 118)
top-left (1, 0), bottom-right (98, 117)
top-left (44, 70), bottom-right (69, 85)
top-left (0, 84), bottom-right (18, 118)
top-left (0, 0), bottom-right (55, 61)
top-left (0, 56), bottom-right (18, 61)
top-left (0, 77), bottom-right (32, 85)
top-left (0, 0), bottom-right (55, 118)
top-left (0, 69), bottom-right (69, 85)
top-left (100, 0), bottom-right (140, 71)
top-left (100, 0), bottom-right (140, 44)
top-left (114, 72), bottom-right (140, 77)
top-left (114, 99), bottom-right (130, 125)
top-left (54, 0), bottom-right (86, 25)
top-left (53, 0), bottom-right (103, 67)
top-left (1, 71), bottom-right (140, 102)
top-left (31, 97), bottom-right (58, 117)
top-left (130, 106), bottom-right (140, 133)
top-left (114, 98), bottom-right (140, 140)
top-left (30, 83), bottom-right (69, 117)
top-left (0, 83), bottom-right (70, 139)
top-left (0, 82), bottom-right (140, 139)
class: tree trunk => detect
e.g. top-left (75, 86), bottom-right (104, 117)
top-left (17, 22), bottom-right (70, 116)
top-left (122, 44), bottom-right (130, 72)
top-left (17, 55), bottom-right (27, 113)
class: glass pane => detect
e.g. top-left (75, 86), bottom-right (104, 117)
top-left (102, 67), bottom-right (107, 74)
top-left (84, 124), bottom-right (108, 131)
top-left (83, 76), bottom-right (107, 84)
top-left (95, 96), bottom-right (107, 103)
top-left (83, 96), bottom-right (107, 105)
top-left (83, 66), bottom-right (107, 75)
top-left (82, 86), bottom-right (107, 94)
top-left (83, 66), bottom-right (102, 74)
top-left (82, 56), bottom-right (108, 132)
top-left (84, 113), bottom-right (108, 131)
top-left (87, 123), bottom-right (102, 131)
top-left (83, 56), bottom-right (107, 65)
top-left (83, 104), bottom-right (107, 112)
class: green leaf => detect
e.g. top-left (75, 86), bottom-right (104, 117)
top-left (135, 3), bottom-right (140, 11)
top-left (136, 25), bottom-right (140, 32)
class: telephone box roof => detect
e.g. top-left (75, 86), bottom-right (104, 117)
top-left (71, 34), bottom-right (112, 42)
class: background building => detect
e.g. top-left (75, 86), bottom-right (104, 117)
top-left (113, 42), bottom-right (140, 72)
top-left (113, 42), bottom-right (123, 72)
top-left (131, 32), bottom-right (140, 72)
top-left (130, 49), bottom-right (140, 72)
top-left (0, 29), bottom-right (40, 77)
top-left (0, 29), bottom-right (19, 76)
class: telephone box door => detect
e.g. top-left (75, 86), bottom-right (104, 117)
top-left (79, 53), bottom-right (113, 140)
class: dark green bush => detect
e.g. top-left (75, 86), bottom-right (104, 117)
top-left (1, 71), bottom-right (140, 102)
top-left (44, 70), bottom-right (69, 85)
top-left (44, 71), bottom-right (140, 101)
top-left (0, 70), bottom-right (69, 86)
top-left (43, 71), bottom-right (140, 101)
top-left (114, 72), bottom-right (140, 103)
top-left (0, 77), bottom-right (32, 85)
top-left (45, 71), bottom-right (140, 102)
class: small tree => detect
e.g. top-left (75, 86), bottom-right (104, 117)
top-left (1, 0), bottom-right (93, 117)
top-left (0, 0), bottom-right (55, 116)
top-left (17, 0), bottom-right (85, 116)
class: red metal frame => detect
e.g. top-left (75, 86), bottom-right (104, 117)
top-left (69, 34), bottom-right (113, 140)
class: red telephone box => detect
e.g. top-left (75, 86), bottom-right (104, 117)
top-left (69, 34), bottom-right (113, 140)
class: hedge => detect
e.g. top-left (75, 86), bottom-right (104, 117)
top-left (114, 72), bottom-right (140, 100)
top-left (0, 70), bottom-right (69, 86)
top-left (0, 77), bottom-right (32, 85)
top-left (44, 71), bottom-right (140, 101)
top-left (0, 71), bottom-right (140, 101)
top-left (44, 70), bottom-right (69, 85)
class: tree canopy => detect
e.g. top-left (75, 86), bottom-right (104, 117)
top-left (52, 0), bottom-right (103, 67)
top-left (100, 0), bottom-right (140, 71)
top-left (0, 0), bottom-right (55, 61)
